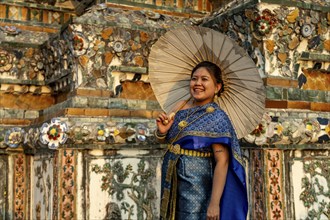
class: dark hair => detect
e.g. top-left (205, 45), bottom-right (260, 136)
top-left (191, 61), bottom-right (224, 96)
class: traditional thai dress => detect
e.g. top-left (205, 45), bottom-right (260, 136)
top-left (160, 102), bottom-right (248, 220)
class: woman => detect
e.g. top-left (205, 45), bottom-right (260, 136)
top-left (155, 61), bottom-right (248, 220)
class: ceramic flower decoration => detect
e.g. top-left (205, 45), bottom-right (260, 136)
top-left (5, 127), bottom-right (25, 148)
top-left (40, 118), bottom-right (68, 149)
top-left (252, 9), bottom-right (277, 40)
top-left (256, 16), bottom-right (272, 35)
top-left (0, 25), bottom-right (21, 36)
top-left (72, 33), bottom-right (89, 56)
top-left (135, 124), bottom-right (150, 142)
top-left (0, 50), bottom-right (14, 73)
top-left (96, 124), bottom-right (110, 141)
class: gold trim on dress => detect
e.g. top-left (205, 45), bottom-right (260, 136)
top-left (168, 144), bottom-right (212, 157)
top-left (166, 160), bottom-right (175, 183)
top-left (160, 188), bottom-right (170, 219)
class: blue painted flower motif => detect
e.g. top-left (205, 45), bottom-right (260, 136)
top-left (5, 127), bottom-right (25, 148)
top-left (40, 118), bottom-right (68, 149)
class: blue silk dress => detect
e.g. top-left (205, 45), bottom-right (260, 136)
top-left (160, 102), bottom-right (248, 220)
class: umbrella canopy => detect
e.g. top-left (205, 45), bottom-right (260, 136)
top-left (148, 26), bottom-right (265, 139)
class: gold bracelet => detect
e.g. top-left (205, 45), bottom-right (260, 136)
top-left (154, 130), bottom-right (167, 139)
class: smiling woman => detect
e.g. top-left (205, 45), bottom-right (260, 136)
top-left (155, 61), bottom-right (248, 220)
top-left (149, 26), bottom-right (265, 220)
top-left (190, 61), bottom-right (223, 106)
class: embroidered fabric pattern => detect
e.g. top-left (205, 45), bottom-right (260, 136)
top-left (160, 102), bottom-right (248, 220)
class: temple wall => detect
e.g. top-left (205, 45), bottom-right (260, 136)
top-left (0, 0), bottom-right (329, 219)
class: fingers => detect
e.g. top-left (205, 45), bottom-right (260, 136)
top-left (156, 112), bottom-right (175, 125)
top-left (207, 208), bottom-right (220, 220)
top-left (207, 216), bottom-right (219, 220)
top-left (156, 113), bottom-right (168, 125)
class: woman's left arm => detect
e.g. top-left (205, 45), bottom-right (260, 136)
top-left (207, 143), bottom-right (229, 220)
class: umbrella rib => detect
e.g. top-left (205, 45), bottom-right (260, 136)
top-left (223, 89), bottom-right (263, 113)
top-left (222, 93), bottom-right (259, 130)
top-left (221, 47), bottom-right (241, 71)
top-left (159, 37), bottom-right (197, 67)
top-left (154, 38), bottom-right (197, 67)
top-left (222, 54), bottom-right (251, 72)
top-left (226, 80), bottom-right (264, 94)
top-left (226, 77), bottom-right (263, 83)
top-left (198, 26), bottom-right (210, 61)
top-left (150, 70), bottom-right (190, 78)
top-left (184, 27), bottom-right (205, 62)
top-left (150, 57), bottom-right (192, 72)
top-left (220, 95), bottom-right (246, 136)
top-left (163, 93), bottom-right (191, 112)
top-left (155, 84), bottom-right (189, 96)
top-left (210, 29), bottom-right (214, 62)
top-left (219, 38), bottom-right (233, 67)
top-left (167, 27), bottom-right (201, 65)
top-left (225, 66), bottom-right (260, 75)
top-left (227, 94), bottom-right (263, 124)
top-left (217, 35), bottom-right (227, 67)
top-left (224, 87), bottom-right (265, 110)
top-left (151, 79), bottom-right (190, 84)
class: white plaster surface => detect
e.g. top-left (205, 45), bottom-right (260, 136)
top-left (292, 159), bottom-right (329, 220)
top-left (88, 154), bottom-right (162, 220)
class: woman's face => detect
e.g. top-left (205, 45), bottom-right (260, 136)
top-left (190, 67), bottom-right (221, 106)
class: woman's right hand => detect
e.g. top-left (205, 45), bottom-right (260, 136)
top-left (156, 112), bottom-right (175, 134)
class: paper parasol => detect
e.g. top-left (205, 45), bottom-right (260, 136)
top-left (149, 26), bottom-right (265, 139)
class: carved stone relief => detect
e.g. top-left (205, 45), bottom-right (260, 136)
top-left (33, 156), bottom-right (53, 220)
top-left (287, 150), bottom-right (330, 220)
top-left (88, 151), bottom-right (162, 220)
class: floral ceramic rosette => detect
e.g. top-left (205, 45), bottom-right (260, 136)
top-left (4, 127), bottom-right (25, 148)
top-left (244, 114), bottom-right (330, 145)
top-left (40, 118), bottom-right (68, 149)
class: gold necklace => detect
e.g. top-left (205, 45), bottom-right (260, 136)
top-left (178, 106), bottom-right (200, 129)
top-left (171, 105), bottom-right (215, 144)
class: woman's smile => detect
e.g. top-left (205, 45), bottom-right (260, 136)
top-left (190, 67), bottom-right (220, 106)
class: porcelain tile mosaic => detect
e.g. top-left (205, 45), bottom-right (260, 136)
top-left (14, 154), bottom-right (26, 220)
top-left (203, 2), bottom-right (330, 80)
top-left (59, 149), bottom-right (76, 220)
top-left (265, 150), bottom-right (285, 220)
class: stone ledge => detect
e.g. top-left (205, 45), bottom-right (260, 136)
top-left (263, 78), bottom-right (298, 88)
top-left (75, 88), bottom-right (114, 98)
top-left (261, 0), bottom-right (330, 11)
top-left (119, 81), bottom-right (157, 101)
top-left (64, 108), bottom-right (161, 119)
top-left (265, 108), bottom-right (329, 118)
top-left (106, 1), bottom-right (208, 17)
top-left (0, 93), bottom-right (55, 110)
top-left (0, 118), bottom-right (32, 126)
top-left (241, 142), bottom-right (330, 150)
top-left (266, 86), bottom-right (329, 102)
top-left (265, 100), bottom-right (330, 112)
